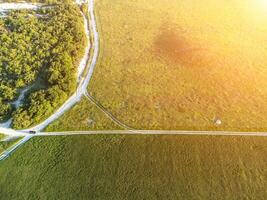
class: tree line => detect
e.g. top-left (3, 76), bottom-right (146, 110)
top-left (0, 0), bottom-right (86, 128)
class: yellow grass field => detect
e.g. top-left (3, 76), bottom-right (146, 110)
top-left (87, 0), bottom-right (267, 131)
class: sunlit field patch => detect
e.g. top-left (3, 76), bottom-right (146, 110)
top-left (45, 98), bottom-right (121, 132)
top-left (88, 0), bottom-right (267, 131)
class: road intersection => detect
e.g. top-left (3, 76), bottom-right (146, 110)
top-left (0, 0), bottom-right (267, 162)
top-left (0, 0), bottom-right (99, 161)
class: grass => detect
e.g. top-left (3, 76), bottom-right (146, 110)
top-left (84, 0), bottom-right (267, 131)
top-left (45, 97), bottom-right (121, 132)
top-left (0, 135), bottom-right (266, 199)
top-left (0, 136), bottom-right (22, 154)
top-left (0, 134), bottom-right (4, 140)
top-left (1, 1), bottom-right (267, 199)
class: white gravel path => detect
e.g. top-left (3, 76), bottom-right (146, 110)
top-left (27, 0), bottom-right (99, 132)
top-left (0, 3), bottom-right (39, 11)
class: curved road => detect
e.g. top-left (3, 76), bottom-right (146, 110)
top-left (26, 0), bottom-right (99, 132)
top-left (0, 0), bottom-right (99, 135)
top-left (0, 0), bottom-right (99, 160)
top-left (1, 0), bottom-right (267, 162)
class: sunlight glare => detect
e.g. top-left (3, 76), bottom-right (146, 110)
top-left (245, 0), bottom-right (267, 24)
top-left (257, 0), bottom-right (267, 8)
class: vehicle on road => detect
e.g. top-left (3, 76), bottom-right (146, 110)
top-left (29, 131), bottom-right (36, 134)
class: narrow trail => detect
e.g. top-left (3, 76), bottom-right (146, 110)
top-left (12, 86), bottom-right (33, 109)
top-left (1, 0), bottom-right (267, 162)
top-left (0, 3), bottom-right (40, 11)
top-left (36, 130), bottom-right (267, 137)
top-left (0, 85), bottom-right (33, 129)
top-left (84, 91), bottom-right (134, 130)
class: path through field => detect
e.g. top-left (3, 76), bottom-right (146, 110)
top-left (1, 0), bottom-right (267, 162)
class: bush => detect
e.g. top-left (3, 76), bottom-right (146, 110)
top-left (0, 1), bottom-right (86, 128)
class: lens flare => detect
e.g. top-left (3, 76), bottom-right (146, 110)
top-left (243, 0), bottom-right (267, 24)
top-left (257, 0), bottom-right (267, 7)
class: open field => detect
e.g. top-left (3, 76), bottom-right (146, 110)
top-left (0, 1), bottom-right (266, 199)
top-left (45, 97), bottom-right (121, 131)
top-left (85, 0), bottom-right (267, 131)
top-left (0, 135), bottom-right (266, 199)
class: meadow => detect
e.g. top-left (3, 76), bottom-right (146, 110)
top-left (85, 0), bottom-right (267, 131)
top-left (45, 97), bottom-right (121, 132)
top-left (0, 135), bottom-right (266, 199)
top-left (1, 1), bottom-right (267, 199)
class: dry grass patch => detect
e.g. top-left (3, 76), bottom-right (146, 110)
top-left (88, 0), bottom-right (267, 131)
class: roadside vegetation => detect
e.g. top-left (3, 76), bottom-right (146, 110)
top-left (84, 0), bottom-right (267, 131)
top-left (5, 0), bottom-right (71, 3)
top-left (0, 135), bottom-right (266, 199)
top-left (0, 137), bottom-right (21, 154)
top-left (0, 1), bottom-right (86, 129)
top-left (0, 134), bottom-right (4, 140)
top-left (45, 97), bottom-right (122, 132)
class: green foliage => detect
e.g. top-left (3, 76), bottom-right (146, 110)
top-left (0, 99), bottom-right (12, 122)
top-left (80, 3), bottom-right (88, 15)
top-left (0, 2), bottom-right (86, 127)
top-left (0, 137), bottom-right (22, 154)
top-left (0, 135), bottom-right (266, 199)
top-left (45, 97), bottom-right (122, 132)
